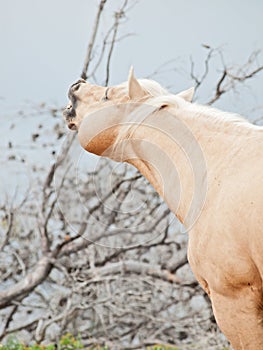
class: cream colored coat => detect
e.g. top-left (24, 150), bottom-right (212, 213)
top-left (64, 68), bottom-right (263, 349)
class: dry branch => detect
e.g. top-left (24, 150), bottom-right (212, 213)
top-left (207, 50), bottom-right (263, 105)
top-left (0, 210), bottom-right (14, 251)
top-left (0, 256), bottom-right (53, 309)
top-left (105, 0), bottom-right (129, 86)
top-left (81, 0), bottom-right (108, 80)
top-left (88, 260), bottom-right (181, 284)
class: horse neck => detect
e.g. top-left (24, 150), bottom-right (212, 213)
top-left (122, 103), bottom-right (208, 227)
top-left (122, 101), bottom-right (259, 227)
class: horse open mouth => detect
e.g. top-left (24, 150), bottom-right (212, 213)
top-left (64, 79), bottom-right (86, 131)
top-left (63, 104), bottom-right (77, 130)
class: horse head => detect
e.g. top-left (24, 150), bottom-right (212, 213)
top-left (63, 67), bottom-right (194, 156)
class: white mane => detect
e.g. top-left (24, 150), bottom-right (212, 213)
top-left (115, 78), bottom-right (261, 139)
top-left (120, 78), bottom-right (169, 97)
top-left (138, 78), bottom-right (169, 97)
top-left (138, 78), bottom-right (259, 129)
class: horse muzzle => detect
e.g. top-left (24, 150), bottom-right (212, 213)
top-left (64, 79), bottom-right (87, 130)
top-left (63, 104), bottom-right (78, 130)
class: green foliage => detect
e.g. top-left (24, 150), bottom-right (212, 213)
top-left (0, 335), bottom-right (229, 350)
top-left (0, 336), bottom-right (24, 350)
top-left (0, 334), bottom-right (105, 350)
top-left (147, 346), bottom-right (179, 350)
top-left (59, 334), bottom-right (83, 350)
top-left (147, 347), bottom-right (229, 350)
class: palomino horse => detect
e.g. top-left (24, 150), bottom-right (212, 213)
top-left (64, 68), bottom-right (263, 349)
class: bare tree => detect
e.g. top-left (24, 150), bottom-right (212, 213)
top-left (190, 48), bottom-right (263, 105)
top-left (0, 1), bottom-right (262, 349)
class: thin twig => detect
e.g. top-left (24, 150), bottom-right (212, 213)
top-left (0, 210), bottom-right (14, 251)
top-left (105, 0), bottom-right (129, 86)
top-left (81, 0), bottom-right (108, 80)
top-left (190, 48), bottom-right (215, 90)
top-left (0, 305), bottom-right (18, 340)
top-left (207, 69), bottom-right (227, 105)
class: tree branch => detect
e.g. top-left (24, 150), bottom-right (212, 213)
top-left (207, 69), bottom-right (227, 105)
top-left (104, 0), bottom-right (129, 86)
top-left (0, 255), bottom-right (53, 309)
top-left (81, 0), bottom-right (108, 80)
top-left (0, 210), bottom-right (14, 251)
top-left (87, 260), bottom-right (181, 284)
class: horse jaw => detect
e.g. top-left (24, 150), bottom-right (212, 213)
top-left (77, 105), bottom-right (124, 157)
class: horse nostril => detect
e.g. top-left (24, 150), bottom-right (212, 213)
top-left (63, 105), bottom-right (76, 120)
top-left (68, 123), bottom-right (77, 130)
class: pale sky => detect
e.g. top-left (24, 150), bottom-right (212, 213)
top-left (0, 0), bottom-right (263, 116)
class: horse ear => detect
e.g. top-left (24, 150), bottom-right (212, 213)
top-left (177, 87), bottom-right (195, 102)
top-left (128, 66), bottom-right (146, 99)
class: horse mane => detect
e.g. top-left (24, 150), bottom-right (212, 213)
top-left (119, 78), bottom-right (169, 97)
top-left (113, 79), bottom-right (259, 154)
top-left (137, 79), bottom-right (256, 129)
